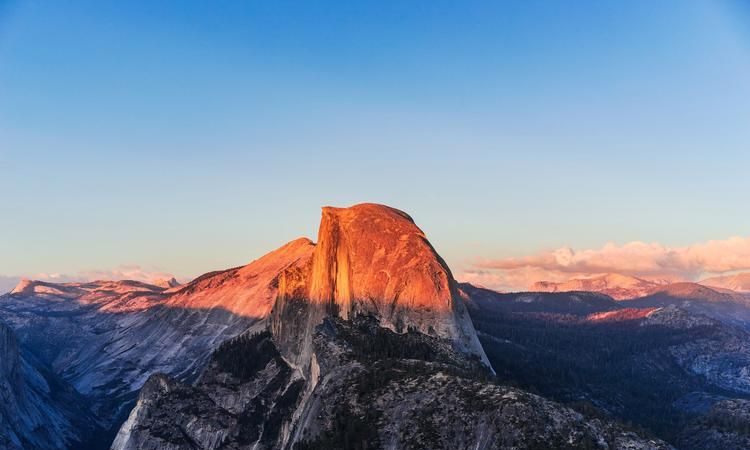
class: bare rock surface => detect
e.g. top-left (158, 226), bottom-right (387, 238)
top-left (677, 397), bottom-right (750, 450)
top-left (272, 203), bottom-right (489, 371)
top-left (0, 321), bottom-right (100, 450)
top-left (112, 316), bottom-right (671, 450)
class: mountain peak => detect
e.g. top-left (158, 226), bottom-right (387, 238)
top-left (319, 202), bottom-right (415, 223)
top-left (9, 278), bottom-right (33, 295)
top-left (154, 277), bottom-right (180, 289)
top-left (273, 203), bottom-right (489, 368)
top-left (309, 202), bottom-right (451, 314)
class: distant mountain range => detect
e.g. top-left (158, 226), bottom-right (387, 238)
top-left (531, 273), bottom-right (665, 300)
top-left (532, 272), bottom-right (750, 300)
top-left (700, 272), bottom-right (750, 293)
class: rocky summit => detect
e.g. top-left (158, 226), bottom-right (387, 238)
top-left (271, 203), bottom-right (489, 372)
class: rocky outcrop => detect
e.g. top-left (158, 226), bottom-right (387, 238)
top-left (111, 316), bottom-right (671, 450)
top-left (163, 237), bottom-right (314, 318)
top-left (271, 204), bottom-right (489, 371)
top-left (677, 397), bottom-right (750, 450)
top-left (111, 330), bottom-right (302, 450)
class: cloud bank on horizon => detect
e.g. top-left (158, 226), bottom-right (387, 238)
top-left (0, 265), bottom-right (179, 294)
top-left (461, 236), bottom-right (750, 292)
top-left (6, 235), bottom-right (750, 295)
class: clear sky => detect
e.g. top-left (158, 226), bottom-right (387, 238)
top-left (1, 1), bottom-right (750, 291)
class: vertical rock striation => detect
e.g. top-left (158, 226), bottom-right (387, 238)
top-left (271, 203), bottom-right (490, 371)
top-left (0, 321), bottom-right (101, 450)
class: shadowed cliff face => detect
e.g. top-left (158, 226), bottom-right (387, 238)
top-left (0, 321), bottom-right (103, 450)
top-left (0, 323), bottom-right (19, 384)
top-left (272, 203), bottom-right (489, 371)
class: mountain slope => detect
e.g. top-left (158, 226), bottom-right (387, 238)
top-left (622, 282), bottom-right (750, 330)
top-left (464, 284), bottom-right (750, 448)
top-left (271, 203), bottom-right (489, 372)
top-left (0, 321), bottom-right (102, 450)
top-left (461, 282), bottom-right (622, 315)
top-left (0, 238), bottom-right (315, 445)
top-left (113, 315), bottom-right (670, 450)
top-left (528, 276), bottom-right (750, 331)
top-left (112, 204), bottom-right (669, 450)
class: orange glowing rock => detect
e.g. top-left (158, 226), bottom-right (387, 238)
top-left (164, 237), bottom-right (315, 319)
top-left (275, 203), bottom-right (489, 367)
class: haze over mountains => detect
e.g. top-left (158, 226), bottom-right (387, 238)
top-left (700, 272), bottom-right (750, 293)
top-left (1, 204), bottom-right (749, 449)
top-left (531, 273), bottom-right (664, 300)
top-left (530, 272), bottom-right (750, 300)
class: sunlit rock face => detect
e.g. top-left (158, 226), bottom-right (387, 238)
top-left (310, 205), bottom-right (454, 317)
top-left (0, 238), bottom-right (316, 442)
top-left (272, 203), bottom-right (489, 370)
top-left (163, 237), bottom-right (315, 319)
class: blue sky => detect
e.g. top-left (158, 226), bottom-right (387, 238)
top-left (1, 1), bottom-right (749, 289)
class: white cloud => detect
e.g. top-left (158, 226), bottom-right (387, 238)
top-left (460, 236), bottom-right (750, 292)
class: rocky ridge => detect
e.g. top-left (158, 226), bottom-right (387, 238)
top-left (0, 238), bottom-right (315, 444)
top-left (270, 204), bottom-right (489, 373)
